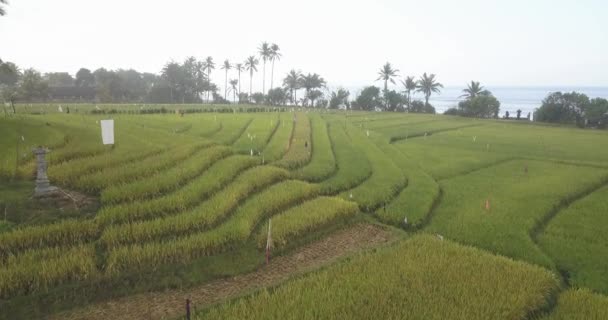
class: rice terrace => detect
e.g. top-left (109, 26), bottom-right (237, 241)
top-left (0, 103), bottom-right (606, 319)
top-left (2, 0), bottom-right (608, 319)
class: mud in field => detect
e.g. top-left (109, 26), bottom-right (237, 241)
top-left (53, 223), bottom-right (397, 320)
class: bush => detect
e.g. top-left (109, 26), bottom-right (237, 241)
top-left (457, 95), bottom-right (500, 118)
top-left (409, 100), bottom-right (435, 114)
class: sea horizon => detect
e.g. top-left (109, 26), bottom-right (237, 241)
top-left (332, 85), bottom-right (608, 115)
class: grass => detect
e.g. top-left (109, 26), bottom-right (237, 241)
top-left (537, 289), bottom-right (608, 320)
top-left (319, 122), bottom-right (372, 194)
top-left (337, 122), bottom-right (406, 212)
top-left (2, 109), bottom-right (608, 318)
top-left (426, 160), bottom-right (608, 269)
top-left (197, 234), bottom-right (559, 320)
top-left (258, 196), bottom-right (359, 250)
top-left (274, 112), bottom-right (312, 169)
top-left (292, 114), bottom-right (336, 181)
top-left (96, 155), bottom-right (257, 225)
top-left (538, 184), bottom-right (608, 294)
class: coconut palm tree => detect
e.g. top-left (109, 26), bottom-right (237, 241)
top-left (283, 69), bottom-right (302, 105)
top-left (301, 73), bottom-right (326, 107)
top-left (377, 63), bottom-right (400, 109)
top-left (416, 73), bottom-right (443, 106)
top-left (203, 56), bottom-right (215, 103)
top-left (221, 60), bottom-right (232, 100)
top-left (269, 43), bottom-right (281, 90)
top-left (377, 62), bottom-right (400, 93)
top-left (244, 56), bottom-right (259, 101)
top-left (229, 79), bottom-right (238, 103)
top-left (400, 76), bottom-right (417, 107)
top-left (460, 81), bottom-right (491, 99)
top-left (234, 63), bottom-right (244, 102)
top-left (258, 42), bottom-right (272, 94)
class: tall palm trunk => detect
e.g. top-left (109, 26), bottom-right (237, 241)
top-left (384, 80), bottom-right (388, 110)
top-left (270, 60), bottom-right (275, 89)
top-left (207, 67), bottom-right (211, 103)
top-left (249, 71), bottom-right (253, 101)
top-left (262, 60), bottom-right (266, 94)
top-left (224, 70), bottom-right (228, 100)
top-left (237, 71), bottom-right (241, 104)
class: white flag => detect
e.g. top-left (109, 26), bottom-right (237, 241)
top-left (101, 120), bottom-right (115, 145)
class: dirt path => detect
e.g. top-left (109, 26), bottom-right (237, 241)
top-left (52, 223), bottom-right (397, 320)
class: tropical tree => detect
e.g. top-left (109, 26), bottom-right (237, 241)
top-left (267, 87), bottom-right (288, 106)
top-left (457, 95), bottom-right (500, 118)
top-left (234, 63), bottom-right (244, 102)
top-left (203, 56), bottom-right (215, 102)
top-left (400, 76), bottom-right (416, 107)
top-left (301, 73), bottom-right (326, 107)
top-left (244, 56), bottom-right (259, 101)
top-left (377, 63), bottom-right (399, 109)
top-left (460, 81), bottom-right (491, 99)
top-left (416, 73), bottom-right (443, 106)
top-left (269, 43), bottom-right (281, 89)
top-left (161, 62), bottom-right (184, 103)
top-left (0, 0), bottom-right (8, 16)
top-left (221, 59), bottom-right (232, 100)
top-left (329, 88), bottom-right (350, 109)
top-left (377, 63), bottom-right (399, 93)
top-left (0, 59), bottom-right (20, 86)
top-left (308, 90), bottom-right (324, 108)
top-left (19, 69), bottom-right (49, 101)
top-left (283, 69), bottom-right (302, 105)
top-left (258, 42), bottom-right (272, 94)
top-left (75, 68), bottom-right (95, 87)
top-left (229, 79), bottom-right (238, 103)
top-left (353, 86), bottom-right (381, 111)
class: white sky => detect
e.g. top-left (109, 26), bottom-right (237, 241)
top-left (1, 0), bottom-right (607, 91)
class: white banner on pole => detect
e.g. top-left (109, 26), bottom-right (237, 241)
top-left (101, 120), bottom-right (115, 145)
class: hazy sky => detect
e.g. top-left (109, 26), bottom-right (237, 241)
top-left (1, 0), bottom-right (607, 91)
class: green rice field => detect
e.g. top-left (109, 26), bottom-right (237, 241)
top-left (1, 104), bottom-right (607, 319)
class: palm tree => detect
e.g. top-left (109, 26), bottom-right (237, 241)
top-left (221, 59), bottom-right (232, 100)
top-left (234, 63), bottom-right (244, 102)
top-left (377, 62), bottom-right (400, 93)
top-left (283, 70), bottom-right (302, 105)
top-left (400, 76), bottom-right (417, 107)
top-left (229, 79), bottom-right (238, 103)
top-left (244, 56), bottom-right (259, 101)
top-left (301, 73), bottom-right (326, 107)
top-left (377, 63), bottom-right (399, 109)
top-left (460, 81), bottom-right (491, 99)
top-left (203, 56), bottom-right (215, 103)
top-left (269, 43), bottom-right (281, 90)
top-left (0, 0), bottom-right (8, 16)
top-left (258, 42), bottom-right (272, 94)
top-left (416, 73), bottom-right (443, 106)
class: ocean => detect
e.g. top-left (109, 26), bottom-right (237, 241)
top-left (341, 86), bottom-right (608, 116)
